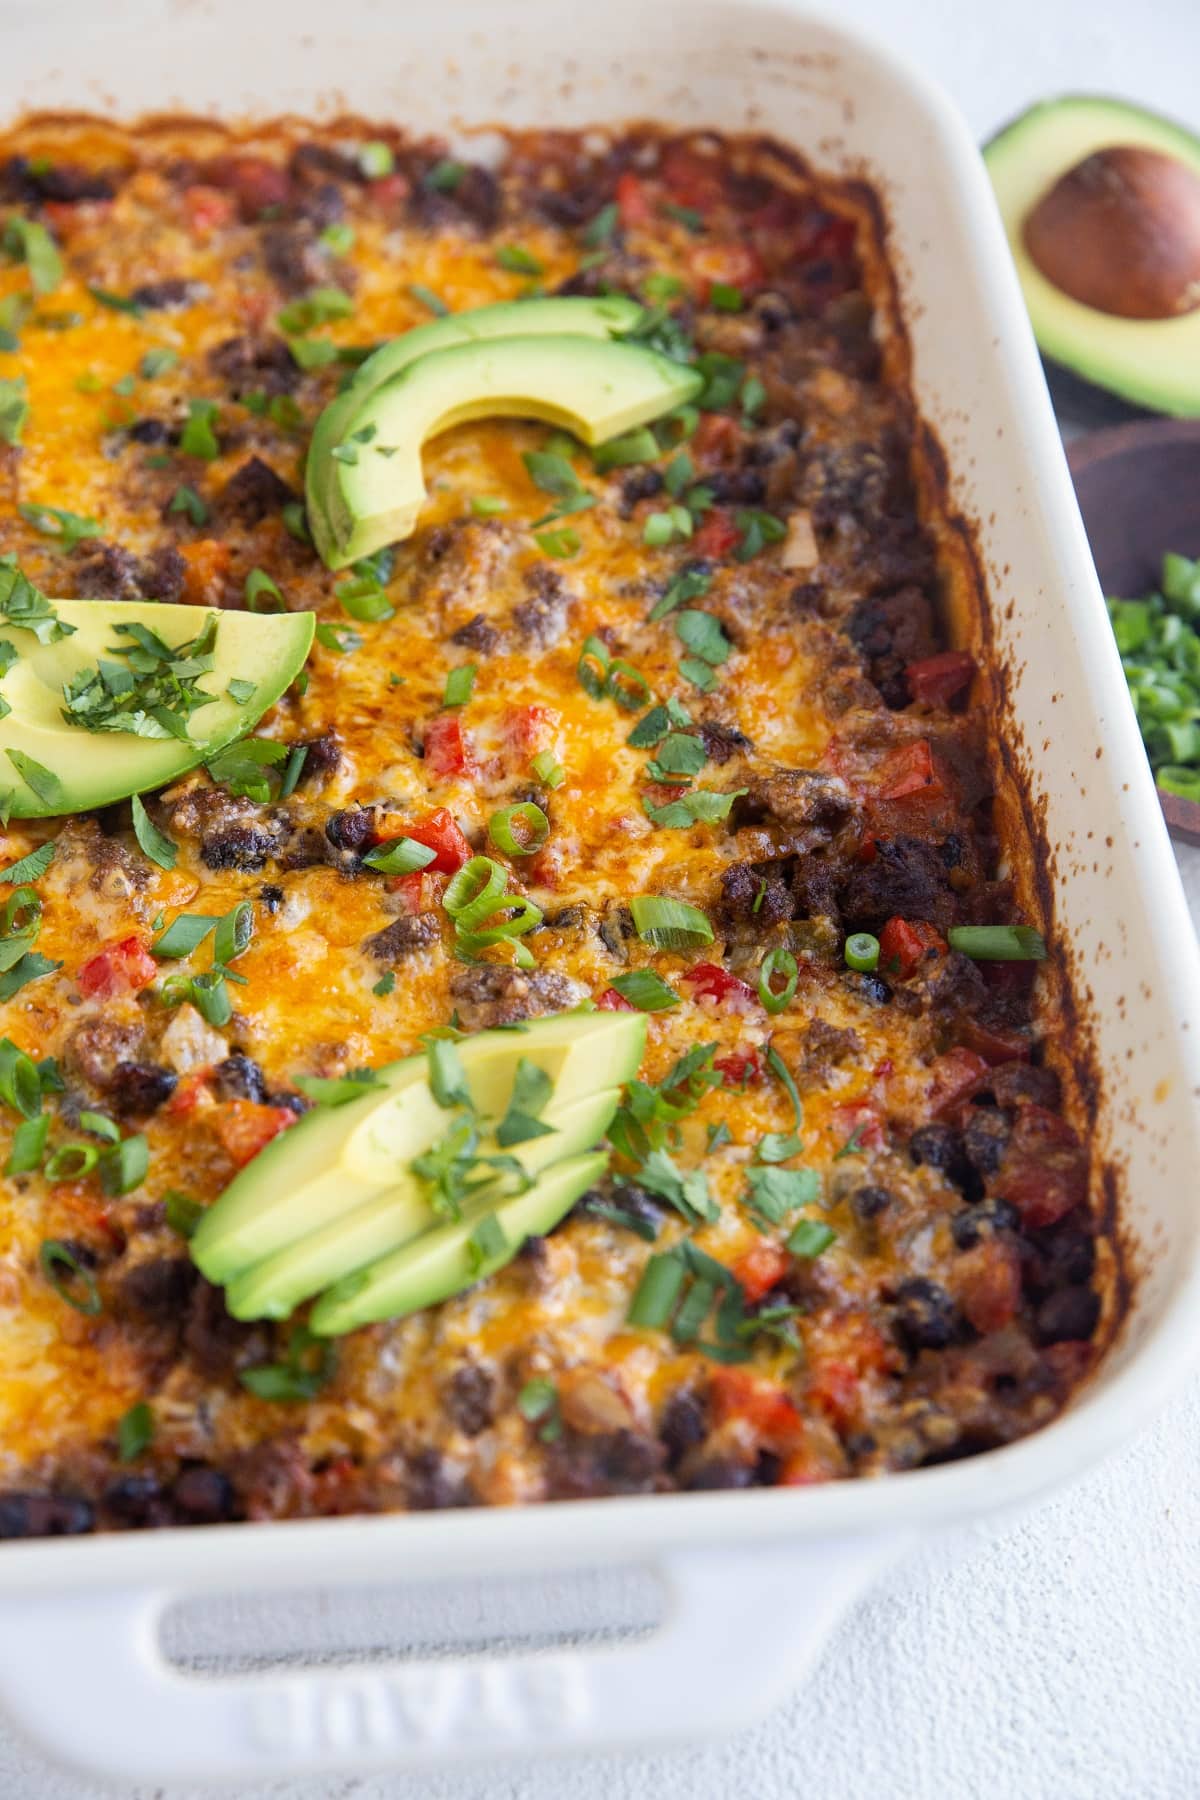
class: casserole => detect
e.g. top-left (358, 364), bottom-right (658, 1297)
top-left (0, 0), bottom-right (1196, 1784)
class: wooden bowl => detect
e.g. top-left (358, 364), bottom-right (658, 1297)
top-left (1066, 420), bottom-right (1200, 847)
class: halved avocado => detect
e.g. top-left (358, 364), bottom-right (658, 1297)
top-left (0, 600), bottom-right (314, 817)
top-left (308, 1151), bottom-right (607, 1337)
top-left (190, 1009), bottom-right (646, 1286)
top-left (313, 334), bottom-right (703, 568)
top-left (985, 96), bottom-right (1200, 414)
top-left (305, 293), bottom-right (643, 547)
top-left (223, 1086), bottom-right (620, 1321)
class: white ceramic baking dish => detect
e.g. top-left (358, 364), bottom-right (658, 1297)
top-left (0, 0), bottom-right (1197, 1785)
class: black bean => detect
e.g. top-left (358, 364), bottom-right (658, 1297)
top-left (852, 1185), bottom-right (892, 1221)
top-left (445, 1363), bottom-right (495, 1436)
top-left (0, 1492), bottom-right (94, 1538)
top-left (119, 1256), bottom-right (198, 1322)
top-left (951, 1198), bottom-right (1020, 1249)
top-left (845, 971), bottom-right (892, 1006)
top-left (129, 417), bottom-right (171, 445)
top-left (1036, 1287), bottom-right (1100, 1345)
top-left (259, 883), bottom-right (284, 913)
top-left (909, 1123), bottom-right (963, 1171)
top-left (170, 1466), bottom-right (236, 1524)
top-left (213, 1053), bottom-right (268, 1104)
top-left (406, 1448), bottom-right (474, 1511)
top-left (893, 1278), bottom-right (960, 1351)
top-left (130, 277), bottom-right (202, 311)
top-left (660, 1390), bottom-right (707, 1467)
top-left (962, 1107), bottom-right (1010, 1176)
top-left (684, 1458), bottom-right (756, 1491)
top-left (111, 1060), bottom-right (177, 1117)
top-left (103, 1473), bottom-right (166, 1528)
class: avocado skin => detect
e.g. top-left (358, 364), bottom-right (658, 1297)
top-left (304, 294), bottom-right (644, 550)
top-left (984, 95), bottom-right (1200, 416)
top-left (312, 331), bottom-right (703, 568)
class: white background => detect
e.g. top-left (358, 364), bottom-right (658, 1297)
top-left (3, 0), bottom-right (1200, 1794)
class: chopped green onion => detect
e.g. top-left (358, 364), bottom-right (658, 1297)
top-left (4, 218), bottom-right (63, 296)
top-left (117, 1401), bottom-right (154, 1462)
top-left (844, 932), bottom-right (880, 973)
top-left (530, 750), bottom-right (564, 789)
top-left (787, 1219), bottom-right (836, 1259)
top-left (320, 221), bottom-right (356, 255)
top-left (87, 284), bottom-right (142, 315)
top-left (496, 244), bottom-right (545, 276)
top-left (168, 484), bottom-right (208, 526)
top-left (593, 426), bottom-right (659, 472)
top-left (359, 141), bottom-right (395, 179)
top-left (5, 1111), bottom-right (48, 1174)
top-left (709, 281), bottom-right (743, 312)
top-left (607, 660), bottom-right (653, 711)
top-left (336, 572), bottom-right (394, 623)
top-left (630, 895), bottom-right (714, 949)
top-left (628, 1251), bottom-right (686, 1328)
top-left (278, 745), bottom-right (307, 798)
top-left (534, 526), bottom-right (581, 559)
top-left (39, 1237), bottom-right (101, 1312)
top-left (180, 398), bottom-right (221, 460)
top-left (442, 663), bottom-right (476, 708)
top-left (577, 634), bottom-right (610, 699)
top-left (277, 286), bottom-right (355, 334)
top-left (101, 1133), bottom-right (148, 1197)
top-left (164, 1190), bottom-right (205, 1238)
top-left (608, 969), bottom-right (679, 1012)
top-left (946, 925), bottom-right (1047, 962)
top-left (0, 885), bottom-right (39, 939)
top-left (240, 1327), bottom-right (336, 1401)
top-left (489, 802), bottom-right (550, 857)
top-left (362, 836), bottom-right (437, 876)
top-left (190, 970), bottom-right (232, 1026)
top-left (407, 282), bottom-right (448, 316)
top-left (443, 856), bottom-right (508, 926)
top-left (213, 900), bottom-right (254, 968)
top-left (153, 913), bottom-right (218, 959)
top-left (470, 494), bottom-right (507, 516)
top-left (245, 568), bottom-right (284, 613)
top-left (44, 1143), bottom-right (99, 1182)
top-left (757, 948), bottom-right (798, 1014)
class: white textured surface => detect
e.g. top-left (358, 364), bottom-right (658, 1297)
top-left (3, 1), bottom-right (1200, 1794)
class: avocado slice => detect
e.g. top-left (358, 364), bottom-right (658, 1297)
top-left (308, 1151), bottom-right (607, 1337)
top-left (312, 334), bottom-right (703, 568)
top-left (222, 1085), bottom-right (620, 1321)
top-left (190, 1009), bottom-right (646, 1285)
top-left (305, 294), bottom-right (644, 547)
top-left (985, 97), bottom-right (1200, 414)
top-left (0, 598), bottom-right (314, 817)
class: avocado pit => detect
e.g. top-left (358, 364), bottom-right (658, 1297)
top-left (1023, 144), bottom-right (1200, 321)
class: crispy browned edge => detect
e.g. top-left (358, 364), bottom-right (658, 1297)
top-left (2, 108), bottom-right (1132, 1387)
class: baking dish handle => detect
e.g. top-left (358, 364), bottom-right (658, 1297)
top-left (0, 1534), bottom-right (902, 1783)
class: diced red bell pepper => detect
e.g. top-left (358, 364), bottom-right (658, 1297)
top-left (77, 936), bottom-right (158, 1001)
top-left (878, 916), bottom-right (947, 979)
top-left (615, 171), bottom-right (654, 228)
top-left (367, 172), bottom-right (411, 212)
top-left (831, 1099), bottom-right (886, 1154)
top-left (505, 703), bottom-right (560, 755)
top-left (693, 413), bottom-right (743, 461)
top-left (733, 1241), bottom-right (792, 1304)
top-left (203, 155), bottom-right (291, 219)
top-left (660, 144), bottom-right (725, 213)
top-left (927, 1047), bottom-right (991, 1115)
top-left (689, 241), bottom-right (765, 299)
top-left (683, 962), bottom-right (758, 1007)
top-left (876, 738), bottom-right (942, 801)
top-left (423, 714), bottom-right (476, 780)
top-left (805, 1312), bottom-right (892, 1427)
top-left (906, 651), bottom-right (976, 708)
top-left (793, 207), bottom-right (857, 265)
top-left (992, 1104), bottom-right (1088, 1229)
top-left (387, 871), bottom-right (428, 914)
top-left (213, 1100), bottom-right (297, 1169)
top-left (385, 806), bottom-right (471, 875)
top-left (955, 1239), bottom-right (1022, 1334)
top-left (715, 1046), bottom-right (765, 1085)
top-left (181, 184), bottom-right (236, 235)
top-left (596, 987), bottom-right (637, 1012)
top-left (708, 1367), bottom-right (805, 1447)
top-left (959, 1016), bottom-right (1031, 1065)
top-left (691, 508), bottom-right (741, 559)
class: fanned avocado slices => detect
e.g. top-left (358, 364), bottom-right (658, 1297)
top-left (190, 1010), bottom-right (646, 1331)
top-left (307, 309), bottom-right (702, 568)
top-left (0, 576), bottom-right (313, 817)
